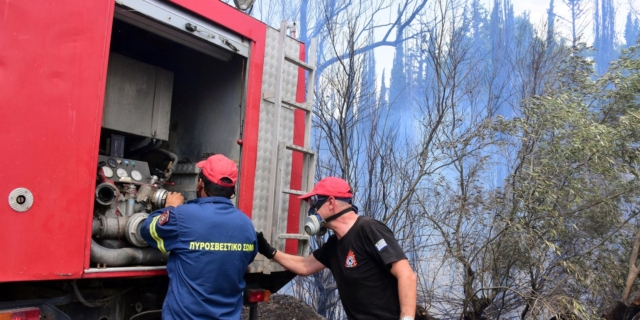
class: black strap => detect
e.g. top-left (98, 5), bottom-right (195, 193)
top-left (324, 206), bottom-right (356, 223)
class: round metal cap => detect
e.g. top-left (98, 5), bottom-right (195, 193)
top-left (8, 188), bottom-right (34, 212)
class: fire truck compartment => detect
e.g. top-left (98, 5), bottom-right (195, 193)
top-left (88, 10), bottom-right (249, 270)
top-left (105, 16), bottom-right (246, 168)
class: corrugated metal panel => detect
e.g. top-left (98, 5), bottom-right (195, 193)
top-left (276, 30), bottom-right (301, 251)
top-left (250, 27), bottom-right (304, 273)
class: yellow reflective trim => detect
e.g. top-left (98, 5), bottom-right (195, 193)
top-left (150, 215), bottom-right (167, 253)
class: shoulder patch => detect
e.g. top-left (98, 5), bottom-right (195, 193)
top-left (158, 211), bottom-right (170, 226)
top-left (375, 239), bottom-right (387, 251)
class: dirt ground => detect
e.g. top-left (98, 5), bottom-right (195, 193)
top-left (241, 294), bottom-right (326, 320)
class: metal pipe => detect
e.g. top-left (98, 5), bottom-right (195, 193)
top-left (90, 239), bottom-right (168, 267)
top-left (126, 198), bottom-right (135, 216)
top-left (92, 216), bottom-right (130, 239)
top-left (136, 183), bottom-right (167, 210)
top-left (84, 266), bottom-right (166, 273)
top-left (91, 218), bottom-right (102, 237)
top-left (95, 183), bottom-right (118, 206)
top-left (151, 188), bottom-right (168, 209)
top-left (125, 184), bottom-right (137, 216)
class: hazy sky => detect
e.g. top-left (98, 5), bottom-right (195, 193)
top-left (374, 0), bottom-right (635, 87)
top-left (509, 0), bottom-right (631, 41)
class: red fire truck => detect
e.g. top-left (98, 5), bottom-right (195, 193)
top-left (0, 0), bottom-right (316, 318)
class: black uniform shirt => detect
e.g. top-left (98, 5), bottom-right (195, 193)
top-left (313, 216), bottom-right (407, 320)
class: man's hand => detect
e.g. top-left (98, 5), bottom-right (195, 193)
top-left (256, 232), bottom-right (277, 259)
top-left (165, 191), bottom-right (185, 207)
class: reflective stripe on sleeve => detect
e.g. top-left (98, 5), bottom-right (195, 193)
top-left (150, 215), bottom-right (167, 253)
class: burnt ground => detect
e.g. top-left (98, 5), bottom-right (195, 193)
top-left (241, 294), bottom-right (326, 320)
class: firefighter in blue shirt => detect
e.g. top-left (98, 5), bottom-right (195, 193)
top-left (141, 154), bottom-right (258, 320)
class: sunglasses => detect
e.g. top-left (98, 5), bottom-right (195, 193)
top-left (307, 195), bottom-right (329, 215)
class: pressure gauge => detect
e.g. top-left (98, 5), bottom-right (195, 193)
top-left (101, 166), bottom-right (114, 178)
top-left (107, 158), bottom-right (118, 168)
top-left (131, 170), bottom-right (142, 181)
top-left (116, 168), bottom-right (128, 178)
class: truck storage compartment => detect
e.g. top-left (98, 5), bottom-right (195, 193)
top-left (89, 15), bottom-right (247, 270)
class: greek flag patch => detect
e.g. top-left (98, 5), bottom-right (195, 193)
top-left (375, 239), bottom-right (387, 251)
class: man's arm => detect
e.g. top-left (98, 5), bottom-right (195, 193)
top-left (272, 250), bottom-right (325, 276)
top-left (140, 192), bottom-right (184, 253)
top-left (256, 232), bottom-right (325, 276)
top-left (390, 259), bottom-right (417, 319)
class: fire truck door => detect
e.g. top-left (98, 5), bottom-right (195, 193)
top-left (0, 0), bottom-right (115, 281)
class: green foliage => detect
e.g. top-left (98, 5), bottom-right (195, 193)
top-left (494, 43), bottom-right (640, 316)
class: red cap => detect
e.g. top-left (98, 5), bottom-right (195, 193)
top-left (299, 177), bottom-right (353, 200)
top-left (196, 154), bottom-right (238, 188)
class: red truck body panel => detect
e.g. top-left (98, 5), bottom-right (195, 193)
top-left (0, 0), bottom-right (304, 283)
top-left (0, 0), bottom-right (116, 282)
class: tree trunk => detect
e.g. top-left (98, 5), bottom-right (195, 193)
top-left (621, 225), bottom-right (640, 302)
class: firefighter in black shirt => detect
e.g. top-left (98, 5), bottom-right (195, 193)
top-left (257, 177), bottom-right (417, 320)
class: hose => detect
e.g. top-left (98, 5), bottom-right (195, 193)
top-left (71, 280), bottom-right (134, 308)
top-left (154, 148), bottom-right (178, 182)
top-left (90, 239), bottom-right (168, 267)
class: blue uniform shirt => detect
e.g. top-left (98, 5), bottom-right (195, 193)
top-left (141, 196), bottom-right (257, 320)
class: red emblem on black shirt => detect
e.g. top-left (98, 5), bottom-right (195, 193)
top-left (345, 250), bottom-right (357, 268)
top-left (158, 211), bottom-right (170, 225)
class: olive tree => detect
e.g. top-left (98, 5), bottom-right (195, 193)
top-left (489, 44), bottom-right (640, 318)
